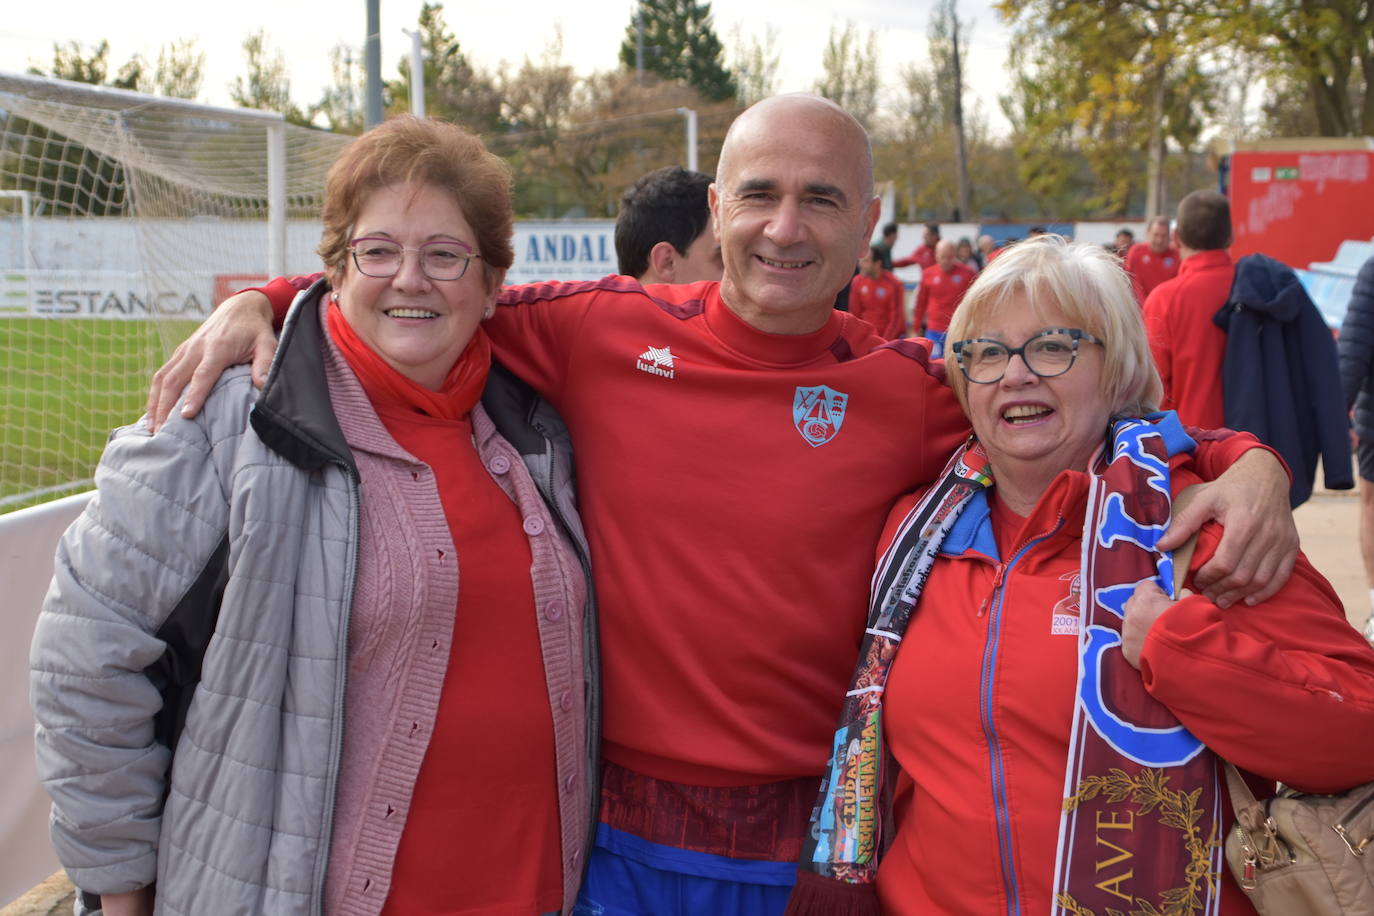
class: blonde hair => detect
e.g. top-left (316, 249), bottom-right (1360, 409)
top-left (945, 235), bottom-right (1162, 417)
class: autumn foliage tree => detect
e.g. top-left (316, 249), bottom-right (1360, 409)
top-left (997, 0), bottom-right (1218, 217)
top-left (1225, 0), bottom-right (1374, 137)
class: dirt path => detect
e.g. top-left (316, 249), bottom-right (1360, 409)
top-left (1293, 481), bottom-right (1368, 629)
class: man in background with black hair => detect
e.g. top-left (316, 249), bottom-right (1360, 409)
top-left (894, 221), bottom-right (940, 269)
top-left (614, 166), bottom-right (723, 284)
top-left (874, 221), bottom-right (899, 270)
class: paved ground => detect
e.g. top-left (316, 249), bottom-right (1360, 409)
top-left (1294, 478), bottom-right (1368, 630)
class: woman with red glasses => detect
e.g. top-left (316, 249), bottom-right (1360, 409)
top-left (31, 116), bottom-right (595, 916)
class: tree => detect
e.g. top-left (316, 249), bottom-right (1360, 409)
top-left (1258, 73), bottom-right (1324, 137)
top-left (33, 40), bottom-right (113, 85)
top-left (145, 38), bottom-right (205, 100)
top-left (619, 0), bottom-right (737, 102)
top-left (928, 0), bottom-right (972, 220)
top-left (312, 44), bottom-right (366, 135)
top-left (488, 70), bottom-right (735, 218)
top-left (814, 23), bottom-right (879, 129)
top-left (729, 25), bottom-right (781, 107)
top-left (878, 56), bottom-right (1006, 221)
top-left (230, 30), bottom-right (308, 125)
top-left (1227, 1), bottom-right (1373, 137)
top-left (500, 33), bottom-right (579, 137)
top-left (997, 0), bottom-right (1220, 217)
top-left (387, 3), bottom-right (503, 134)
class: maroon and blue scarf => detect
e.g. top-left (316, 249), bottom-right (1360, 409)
top-left (792, 419), bottom-right (1222, 916)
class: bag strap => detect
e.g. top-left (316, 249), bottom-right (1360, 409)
top-left (1168, 485), bottom-right (1202, 594)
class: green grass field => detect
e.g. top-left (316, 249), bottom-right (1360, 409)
top-left (0, 317), bottom-right (199, 512)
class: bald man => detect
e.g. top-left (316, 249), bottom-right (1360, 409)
top-left (1125, 215), bottom-right (1181, 301)
top-left (146, 95), bottom-right (1296, 916)
top-left (912, 238), bottom-right (977, 358)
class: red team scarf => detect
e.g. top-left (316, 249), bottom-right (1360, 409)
top-left (1053, 417), bottom-right (1221, 916)
top-left (326, 298), bottom-right (490, 421)
top-left (792, 418), bottom-right (1222, 916)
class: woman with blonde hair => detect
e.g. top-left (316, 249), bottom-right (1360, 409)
top-left (789, 236), bottom-right (1374, 915)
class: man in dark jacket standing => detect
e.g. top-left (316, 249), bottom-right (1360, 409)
top-left (1339, 254), bottom-right (1374, 641)
top-left (1146, 189), bottom-right (1352, 508)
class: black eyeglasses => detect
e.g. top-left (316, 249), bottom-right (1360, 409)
top-left (951, 327), bottom-right (1104, 384)
top-left (348, 237), bottom-right (482, 281)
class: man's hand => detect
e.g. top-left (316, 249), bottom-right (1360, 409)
top-left (101, 887), bottom-right (154, 916)
top-left (146, 290), bottom-right (277, 431)
top-left (1122, 580), bottom-right (1186, 669)
top-left (1155, 448), bottom-right (1297, 608)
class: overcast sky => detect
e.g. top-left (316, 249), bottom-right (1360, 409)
top-left (1, 0), bottom-right (1016, 133)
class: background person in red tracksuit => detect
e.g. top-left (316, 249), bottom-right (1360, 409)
top-left (1125, 215), bottom-right (1181, 302)
top-left (893, 221), bottom-right (939, 270)
top-left (913, 239), bottom-right (977, 358)
top-left (848, 244), bottom-right (907, 339)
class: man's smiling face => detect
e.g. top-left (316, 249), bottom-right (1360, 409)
top-left (710, 95), bottom-right (879, 335)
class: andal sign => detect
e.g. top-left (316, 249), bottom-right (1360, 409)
top-left (507, 220), bottom-right (617, 283)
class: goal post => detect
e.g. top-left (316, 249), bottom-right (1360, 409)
top-left (0, 70), bottom-right (349, 511)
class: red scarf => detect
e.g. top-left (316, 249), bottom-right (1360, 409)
top-left (326, 299), bottom-right (490, 420)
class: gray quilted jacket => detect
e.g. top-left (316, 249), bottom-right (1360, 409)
top-left (30, 282), bottom-right (598, 914)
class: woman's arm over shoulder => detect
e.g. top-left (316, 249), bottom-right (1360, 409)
top-left (30, 371), bottom-right (255, 895)
top-left (1139, 525), bottom-right (1374, 794)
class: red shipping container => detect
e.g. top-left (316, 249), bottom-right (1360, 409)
top-left (1228, 138), bottom-right (1374, 269)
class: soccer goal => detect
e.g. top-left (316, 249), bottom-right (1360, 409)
top-left (0, 71), bottom-right (350, 511)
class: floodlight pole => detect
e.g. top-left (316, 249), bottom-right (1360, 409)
top-left (403, 28), bottom-right (425, 117)
top-left (677, 107), bottom-right (698, 173)
top-left (365, 0), bottom-right (384, 128)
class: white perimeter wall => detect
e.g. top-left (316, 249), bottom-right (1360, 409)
top-left (0, 492), bottom-right (91, 903)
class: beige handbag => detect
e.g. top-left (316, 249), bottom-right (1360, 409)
top-left (1166, 488), bottom-right (1374, 913)
top-left (1223, 764), bottom-right (1374, 914)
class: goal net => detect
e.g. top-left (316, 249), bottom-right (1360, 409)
top-left (0, 71), bottom-right (349, 511)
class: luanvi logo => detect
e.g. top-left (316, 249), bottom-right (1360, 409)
top-left (636, 345), bottom-right (677, 379)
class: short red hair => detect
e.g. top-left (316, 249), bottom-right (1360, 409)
top-left (318, 115), bottom-right (513, 288)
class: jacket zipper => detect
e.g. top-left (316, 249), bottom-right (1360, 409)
top-left (979, 517), bottom-right (1065, 916)
top-left (529, 415), bottom-right (601, 892)
top-left (312, 463), bottom-right (362, 915)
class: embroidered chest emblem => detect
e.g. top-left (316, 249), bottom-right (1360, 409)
top-left (1051, 570), bottom-right (1081, 635)
top-left (636, 345), bottom-right (676, 379)
top-left (793, 385), bottom-right (849, 447)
